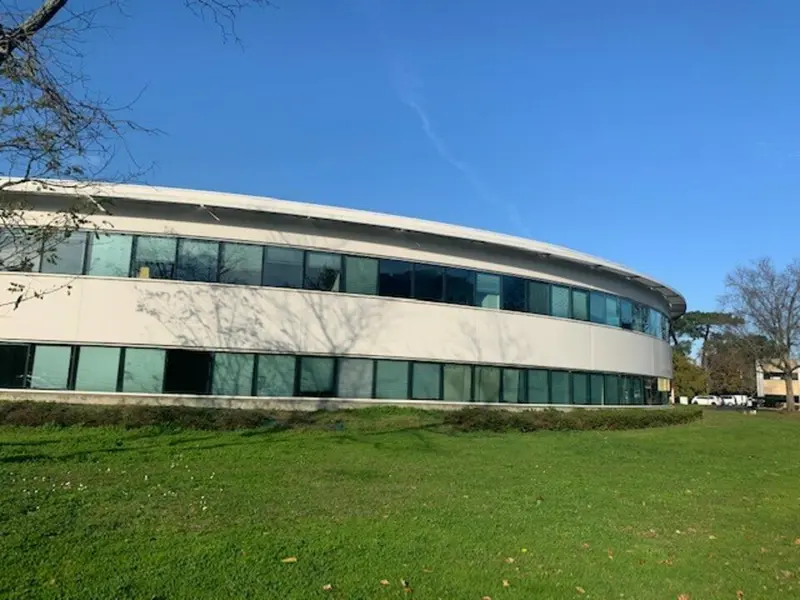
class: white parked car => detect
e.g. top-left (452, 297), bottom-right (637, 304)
top-left (720, 394), bottom-right (749, 407)
top-left (691, 394), bottom-right (720, 406)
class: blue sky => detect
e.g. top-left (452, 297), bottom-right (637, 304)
top-left (81, 0), bottom-right (800, 312)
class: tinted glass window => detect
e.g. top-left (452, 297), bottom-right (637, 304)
top-left (256, 355), bottom-right (296, 397)
top-left (87, 233), bottom-right (132, 277)
top-left (571, 289), bottom-right (589, 321)
top-left (176, 239), bottom-right (219, 282)
top-left (338, 358), bottom-right (374, 398)
top-left (122, 348), bottom-right (165, 393)
top-left (620, 376), bottom-right (632, 405)
top-left (343, 256), bottom-right (378, 295)
top-left (263, 246), bottom-right (304, 289)
top-left (476, 273), bottom-right (500, 309)
top-left (550, 371), bottom-right (570, 404)
top-left (378, 260), bottom-right (412, 298)
top-left (620, 300), bottom-right (634, 330)
top-left (528, 281), bottom-right (549, 315)
top-left (572, 372), bottom-right (588, 404)
top-left (305, 252), bottom-right (341, 291)
top-left (502, 276), bottom-right (526, 312)
top-left (662, 313), bottom-right (670, 341)
top-left (164, 349), bottom-right (211, 395)
top-left (41, 232), bottom-right (87, 275)
top-left (604, 374), bottom-right (620, 405)
top-left (589, 292), bottom-right (607, 324)
top-left (590, 373), bottom-right (605, 405)
top-left (212, 353), bottom-right (254, 396)
top-left (75, 347), bottom-right (120, 392)
top-left (443, 364), bottom-right (472, 402)
top-left (527, 369), bottom-right (549, 404)
top-left (299, 357), bottom-right (336, 397)
top-left (0, 228), bottom-right (41, 272)
top-left (551, 285), bottom-right (570, 318)
top-left (413, 264), bottom-right (444, 302)
top-left (631, 376), bottom-right (644, 405)
top-left (31, 345), bottom-right (71, 390)
top-left (632, 303), bottom-right (646, 332)
top-left (606, 296), bottom-right (621, 327)
top-left (412, 362), bottom-right (441, 400)
top-left (133, 236), bottom-right (177, 280)
top-left (220, 243), bottom-right (263, 286)
top-left (502, 369), bottom-right (524, 403)
top-left (474, 366), bottom-right (500, 403)
top-left (444, 268), bottom-right (475, 305)
top-left (0, 344), bottom-right (28, 389)
top-left (649, 309), bottom-right (661, 338)
top-left (375, 360), bottom-right (409, 399)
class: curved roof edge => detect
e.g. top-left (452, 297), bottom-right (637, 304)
top-left (2, 178), bottom-right (687, 317)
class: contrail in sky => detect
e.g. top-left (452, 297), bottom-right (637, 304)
top-left (355, 0), bottom-right (532, 238)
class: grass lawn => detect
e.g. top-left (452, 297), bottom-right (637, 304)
top-left (1, 408), bottom-right (799, 600)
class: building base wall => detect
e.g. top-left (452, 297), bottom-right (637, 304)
top-left (0, 391), bottom-right (668, 412)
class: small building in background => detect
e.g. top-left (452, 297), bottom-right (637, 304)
top-left (755, 361), bottom-right (800, 407)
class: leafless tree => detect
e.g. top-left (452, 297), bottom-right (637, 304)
top-left (722, 258), bottom-right (800, 411)
top-left (0, 0), bottom-right (270, 307)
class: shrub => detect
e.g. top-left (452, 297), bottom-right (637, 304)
top-left (443, 406), bottom-right (703, 432)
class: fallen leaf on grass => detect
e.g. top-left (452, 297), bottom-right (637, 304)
top-left (503, 580), bottom-right (510, 588)
top-left (576, 586), bottom-right (586, 594)
top-left (280, 557), bottom-right (297, 563)
top-left (761, 548), bottom-right (769, 553)
top-left (607, 549), bottom-right (614, 560)
top-left (794, 538), bottom-right (800, 545)
top-left (422, 568), bottom-right (433, 573)
top-left (504, 557), bottom-right (515, 564)
top-left (322, 584), bottom-right (333, 591)
top-left (737, 591), bottom-right (744, 599)
top-left (582, 543), bottom-right (590, 549)
top-left (677, 595), bottom-right (690, 600)
top-left (521, 548), bottom-right (528, 553)
top-left (380, 580), bottom-right (389, 586)
top-left (481, 596), bottom-right (492, 600)
top-left (780, 570), bottom-right (793, 579)
top-left (709, 535), bottom-right (717, 540)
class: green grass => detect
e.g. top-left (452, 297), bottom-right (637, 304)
top-left (1, 409), bottom-right (799, 599)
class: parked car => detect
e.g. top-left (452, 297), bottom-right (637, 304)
top-left (691, 394), bottom-right (720, 406)
top-left (720, 394), bottom-right (749, 407)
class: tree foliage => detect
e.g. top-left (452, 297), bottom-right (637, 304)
top-left (722, 258), bottom-right (800, 411)
top-left (705, 331), bottom-right (774, 396)
top-left (672, 348), bottom-right (708, 400)
top-left (670, 310), bottom-right (743, 365)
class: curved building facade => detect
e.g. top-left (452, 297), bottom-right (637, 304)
top-left (0, 183), bottom-right (685, 409)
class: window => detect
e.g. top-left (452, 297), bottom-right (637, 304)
top-left (413, 264), bottom-right (444, 302)
top-left (589, 291), bottom-right (607, 324)
top-left (220, 243), bottom-right (263, 286)
top-left (606, 296), bottom-right (621, 327)
top-left (476, 273), bottom-right (500, 309)
top-left (571, 372), bottom-right (588, 404)
top-left (528, 281), bottom-right (550, 315)
top-left (133, 236), bottom-right (177, 280)
top-left (644, 377), bottom-right (656, 406)
top-left (163, 349), bottom-right (212, 395)
top-left (305, 252), bottom-right (341, 291)
top-left (502, 276), bottom-right (526, 312)
top-left (474, 366), bottom-right (500, 402)
top-left (337, 358), bottom-right (374, 398)
top-left (620, 300), bottom-right (633, 330)
top-left (343, 256), bottom-right (378, 295)
top-left (551, 285), bottom-right (571, 318)
top-left (0, 344), bottom-right (28, 389)
top-left (443, 364), bottom-right (472, 402)
top-left (256, 355), bottom-right (296, 397)
top-left (661, 313), bottom-right (670, 341)
top-left (378, 260), bottom-right (412, 298)
top-left (122, 348), bottom-right (165, 393)
top-left (263, 246), bottom-right (304, 289)
top-left (444, 268), bottom-right (475, 305)
top-left (590, 374), bottom-right (604, 405)
top-left (40, 232), bottom-right (87, 275)
top-left (648, 309), bottom-right (661, 338)
top-left (212, 353), bottom-right (254, 396)
top-left (176, 239), bottom-right (219, 282)
top-left (527, 369), bottom-right (549, 404)
top-left (571, 289), bottom-right (589, 321)
top-left (604, 374), bottom-right (620, 405)
top-left (87, 234), bottom-right (133, 277)
top-left (30, 345), bottom-right (71, 390)
top-left (0, 228), bottom-right (41, 272)
top-left (412, 362), bottom-right (441, 400)
top-left (74, 347), bottom-right (120, 392)
top-left (550, 371), bottom-right (570, 404)
top-left (633, 303), bottom-right (647, 333)
top-left (298, 356), bottom-right (336, 397)
top-left (502, 369), bottom-right (524, 403)
top-left (620, 375), bottom-right (632, 405)
top-left (631, 376), bottom-right (644, 405)
top-left (375, 360), bottom-right (409, 399)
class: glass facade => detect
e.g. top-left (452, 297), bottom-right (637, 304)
top-left (0, 343), bottom-right (670, 406)
top-left (2, 228), bottom-right (674, 342)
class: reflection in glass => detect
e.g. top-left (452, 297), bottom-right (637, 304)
top-left (443, 364), bottom-right (472, 401)
top-left (444, 268), bottom-right (475, 305)
top-left (476, 273), bottom-right (500, 309)
top-left (343, 256), bottom-right (378, 295)
top-left (41, 232), bottom-right (87, 275)
top-left (75, 347), bottom-right (120, 392)
top-left (551, 285), bottom-right (571, 318)
top-left (338, 358), bottom-right (374, 398)
top-left (550, 371), bottom-right (570, 404)
top-left (88, 234), bottom-right (132, 277)
top-left (412, 362), bottom-right (441, 400)
top-left (527, 369), bottom-right (549, 404)
top-left (31, 345), bottom-right (71, 390)
top-left (528, 281), bottom-right (549, 315)
top-left (256, 355), bottom-right (296, 396)
top-left (378, 260), bottom-right (412, 298)
top-left (176, 238), bottom-right (219, 282)
top-left (305, 252), bottom-right (341, 291)
top-left (572, 372), bottom-right (588, 404)
top-left (122, 348), bottom-right (166, 394)
top-left (502, 369), bottom-right (523, 403)
top-left (299, 356), bottom-right (336, 396)
top-left (220, 243), bottom-right (263, 285)
top-left (502, 276), bottom-right (526, 312)
top-left (133, 236), bottom-right (177, 280)
top-left (475, 366), bottom-right (500, 402)
top-left (263, 246), bottom-right (304, 288)
top-left (212, 353), bottom-right (254, 396)
top-left (375, 360), bottom-right (409, 399)
top-left (413, 264), bottom-right (444, 302)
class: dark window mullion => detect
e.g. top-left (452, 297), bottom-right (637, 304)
top-left (116, 347), bottom-right (126, 392)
